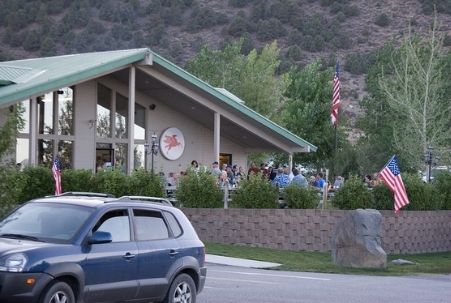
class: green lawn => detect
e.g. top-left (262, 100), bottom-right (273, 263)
top-left (206, 242), bottom-right (451, 275)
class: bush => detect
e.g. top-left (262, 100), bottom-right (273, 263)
top-left (129, 169), bottom-right (164, 197)
top-left (369, 184), bottom-right (393, 210)
top-left (92, 170), bottom-right (129, 197)
top-left (231, 173), bottom-right (278, 208)
top-left (62, 169), bottom-right (94, 192)
top-left (375, 14), bottom-right (390, 27)
top-left (283, 185), bottom-right (319, 209)
top-left (176, 171), bottom-right (223, 208)
top-left (256, 18), bottom-right (287, 41)
top-left (0, 167), bottom-right (25, 217)
top-left (434, 172), bottom-right (451, 210)
top-left (345, 52), bottom-right (376, 75)
top-left (332, 175), bottom-right (373, 209)
top-left (18, 166), bottom-right (54, 202)
top-left (403, 174), bottom-right (440, 210)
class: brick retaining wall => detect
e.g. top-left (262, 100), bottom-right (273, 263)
top-left (182, 209), bottom-right (451, 254)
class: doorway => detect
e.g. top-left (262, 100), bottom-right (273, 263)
top-left (96, 145), bottom-right (114, 172)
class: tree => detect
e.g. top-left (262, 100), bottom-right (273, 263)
top-left (185, 40), bottom-right (283, 119)
top-left (376, 19), bottom-right (451, 170)
top-left (281, 61), bottom-right (339, 169)
top-left (356, 43), bottom-right (401, 173)
top-left (0, 105), bottom-right (24, 162)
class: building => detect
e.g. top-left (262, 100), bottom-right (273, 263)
top-left (0, 48), bottom-right (316, 175)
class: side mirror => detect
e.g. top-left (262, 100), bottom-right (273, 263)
top-left (88, 231), bottom-right (112, 244)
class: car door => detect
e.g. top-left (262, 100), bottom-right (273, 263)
top-left (132, 208), bottom-right (182, 300)
top-left (82, 208), bottom-right (139, 303)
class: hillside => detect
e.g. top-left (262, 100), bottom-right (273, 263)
top-left (1, 0), bottom-right (450, 138)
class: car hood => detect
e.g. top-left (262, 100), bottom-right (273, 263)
top-left (0, 237), bottom-right (56, 256)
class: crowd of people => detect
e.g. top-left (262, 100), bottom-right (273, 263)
top-left (164, 160), bottom-right (349, 192)
top-left (163, 159), bottom-right (390, 195)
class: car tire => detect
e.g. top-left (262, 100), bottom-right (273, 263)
top-left (40, 281), bottom-right (75, 303)
top-left (162, 273), bottom-right (197, 303)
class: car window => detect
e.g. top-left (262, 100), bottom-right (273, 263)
top-left (0, 202), bottom-right (94, 242)
top-left (133, 209), bottom-right (169, 241)
top-left (93, 209), bottom-right (130, 242)
top-left (163, 211), bottom-right (183, 238)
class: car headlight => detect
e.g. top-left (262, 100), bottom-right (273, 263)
top-left (0, 253), bottom-right (28, 272)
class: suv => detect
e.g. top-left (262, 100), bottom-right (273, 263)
top-left (0, 194), bottom-right (206, 303)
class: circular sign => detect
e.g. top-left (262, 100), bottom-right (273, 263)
top-left (160, 127), bottom-right (185, 160)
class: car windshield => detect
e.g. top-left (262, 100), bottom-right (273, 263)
top-left (0, 202), bottom-right (95, 243)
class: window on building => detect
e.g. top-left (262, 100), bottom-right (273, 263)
top-left (58, 140), bottom-right (73, 169)
top-left (16, 138), bottom-right (29, 166)
top-left (97, 84), bottom-right (112, 138)
top-left (38, 92), bottom-right (54, 135)
top-left (115, 93), bottom-right (128, 139)
top-left (35, 87), bottom-right (75, 168)
top-left (38, 139), bottom-right (53, 166)
top-left (18, 101), bottom-right (30, 134)
top-left (58, 87), bottom-right (74, 136)
top-left (115, 143), bottom-right (127, 173)
top-left (135, 103), bottom-right (145, 140)
top-left (134, 144), bottom-right (145, 169)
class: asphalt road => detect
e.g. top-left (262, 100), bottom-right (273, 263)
top-left (198, 264), bottom-right (451, 303)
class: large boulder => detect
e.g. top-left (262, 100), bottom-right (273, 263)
top-left (331, 209), bottom-right (387, 268)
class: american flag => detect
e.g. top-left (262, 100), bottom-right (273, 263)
top-left (331, 62), bottom-right (341, 126)
top-left (52, 157), bottom-right (63, 195)
top-left (378, 155), bottom-right (410, 213)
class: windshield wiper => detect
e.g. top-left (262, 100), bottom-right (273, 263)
top-left (0, 233), bottom-right (44, 242)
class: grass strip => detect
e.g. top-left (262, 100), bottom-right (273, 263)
top-left (206, 242), bottom-right (451, 275)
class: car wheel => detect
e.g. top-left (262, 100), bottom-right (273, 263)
top-left (40, 281), bottom-right (75, 303)
top-left (163, 273), bottom-right (196, 303)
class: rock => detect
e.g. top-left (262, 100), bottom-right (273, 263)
top-left (331, 209), bottom-right (387, 268)
top-left (391, 259), bottom-right (415, 265)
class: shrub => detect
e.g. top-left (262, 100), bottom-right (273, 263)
top-left (18, 166), bottom-right (54, 202)
top-left (231, 173), bottom-right (278, 208)
top-left (434, 172), bottom-right (451, 210)
top-left (332, 175), bottom-right (373, 209)
top-left (92, 170), bottom-right (129, 197)
top-left (62, 169), bottom-right (94, 192)
top-left (369, 184), bottom-right (393, 210)
top-left (283, 185), bottom-right (319, 209)
top-left (375, 14), bottom-right (390, 27)
top-left (256, 18), bottom-right (287, 41)
top-left (345, 52), bottom-right (376, 75)
top-left (129, 169), bottom-right (164, 197)
top-left (175, 171), bottom-right (223, 208)
top-left (444, 34), bottom-right (451, 47)
top-left (403, 174), bottom-right (440, 210)
top-left (0, 167), bottom-right (25, 217)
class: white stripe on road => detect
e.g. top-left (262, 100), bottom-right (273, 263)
top-left (209, 270), bottom-right (331, 281)
top-left (209, 277), bottom-right (279, 285)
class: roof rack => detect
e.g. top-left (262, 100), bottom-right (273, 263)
top-left (116, 196), bottom-right (173, 206)
top-left (57, 192), bottom-right (116, 198)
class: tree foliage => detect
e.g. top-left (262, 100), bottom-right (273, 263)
top-left (185, 40), bottom-right (283, 119)
top-left (0, 105), bottom-right (24, 161)
top-left (376, 19), bottom-right (451, 170)
top-left (281, 61), bottom-right (339, 168)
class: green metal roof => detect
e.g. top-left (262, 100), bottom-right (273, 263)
top-left (0, 48), bottom-right (316, 152)
top-left (0, 49), bottom-right (150, 106)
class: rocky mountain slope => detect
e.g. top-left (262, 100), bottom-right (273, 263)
top-left (1, 0), bottom-right (450, 138)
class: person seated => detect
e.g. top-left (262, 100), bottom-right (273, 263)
top-left (166, 172), bottom-right (177, 186)
top-left (291, 168), bottom-right (308, 188)
top-left (272, 168), bottom-right (290, 189)
top-left (333, 175), bottom-right (344, 189)
top-left (314, 172), bottom-right (326, 190)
